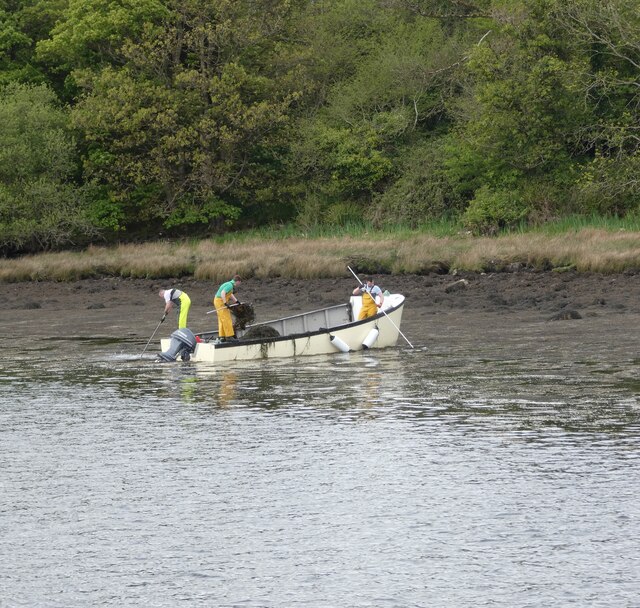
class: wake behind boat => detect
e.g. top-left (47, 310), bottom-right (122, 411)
top-left (157, 294), bottom-right (406, 363)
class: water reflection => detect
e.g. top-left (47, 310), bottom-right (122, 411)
top-left (2, 335), bottom-right (638, 435)
top-left (217, 371), bottom-right (239, 408)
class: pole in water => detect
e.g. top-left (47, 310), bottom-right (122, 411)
top-left (347, 266), bottom-right (414, 349)
top-left (141, 316), bottom-right (164, 358)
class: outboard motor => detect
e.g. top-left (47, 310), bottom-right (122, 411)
top-left (157, 328), bottom-right (197, 362)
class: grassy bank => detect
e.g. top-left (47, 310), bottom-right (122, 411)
top-left (1, 222), bottom-right (639, 282)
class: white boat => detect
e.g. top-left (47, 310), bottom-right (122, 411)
top-left (158, 294), bottom-right (406, 363)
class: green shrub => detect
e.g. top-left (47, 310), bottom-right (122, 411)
top-left (369, 138), bottom-right (465, 228)
top-left (462, 186), bottom-right (529, 235)
top-left (575, 155), bottom-right (640, 217)
top-left (324, 202), bottom-right (362, 226)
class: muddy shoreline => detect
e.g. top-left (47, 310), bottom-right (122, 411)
top-left (2, 271), bottom-right (639, 341)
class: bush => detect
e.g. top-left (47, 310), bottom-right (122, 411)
top-left (574, 155), bottom-right (640, 217)
top-left (323, 202), bottom-right (362, 226)
top-left (369, 138), bottom-right (465, 228)
top-left (0, 179), bottom-right (97, 253)
top-left (462, 186), bottom-right (529, 235)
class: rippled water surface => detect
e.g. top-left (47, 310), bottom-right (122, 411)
top-left (1, 315), bottom-right (639, 607)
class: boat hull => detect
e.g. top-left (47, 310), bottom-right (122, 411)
top-left (160, 294), bottom-right (405, 363)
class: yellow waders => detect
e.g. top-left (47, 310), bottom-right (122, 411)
top-left (358, 292), bottom-right (378, 320)
top-left (177, 292), bottom-right (191, 329)
top-left (214, 296), bottom-right (234, 338)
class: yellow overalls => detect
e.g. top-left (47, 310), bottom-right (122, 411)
top-left (214, 294), bottom-right (234, 338)
top-left (358, 289), bottom-right (379, 320)
top-left (176, 292), bottom-right (191, 328)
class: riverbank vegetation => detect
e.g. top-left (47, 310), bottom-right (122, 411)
top-left (1, 0), bottom-right (639, 257)
top-left (1, 221), bottom-right (638, 283)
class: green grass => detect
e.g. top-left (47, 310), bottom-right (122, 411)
top-left (208, 218), bottom-right (467, 243)
top-left (520, 214), bottom-right (640, 235)
top-left (212, 214), bottom-right (640, 242)
top-left (1, 217), bottom-right (639, 282)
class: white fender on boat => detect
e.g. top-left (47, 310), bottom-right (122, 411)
top-left (362, 327), bottom-right (379, 350)
top-left (330, 334), bottom-right (350, 353)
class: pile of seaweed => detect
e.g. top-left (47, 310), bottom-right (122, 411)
top-left (231, 303), bottom-right (256, 331)
top-left (242, 325), bottom-right (281, 340)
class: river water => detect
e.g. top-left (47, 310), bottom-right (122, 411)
top-left (1, 311), bottom-right (639, 607)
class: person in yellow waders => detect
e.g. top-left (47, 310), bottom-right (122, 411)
top-left (159, 288), bottom-right (191, 328)
top-left (353, 277), bottom-right (384, 320)
top-left (213, 275), bottom-right (242, 342)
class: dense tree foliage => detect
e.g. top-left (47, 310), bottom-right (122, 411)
top-left (0, 0), bottom-right (638, 252)
top-left (0, 82), bottom-right (96, 253)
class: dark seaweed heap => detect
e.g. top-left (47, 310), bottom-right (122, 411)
top-left (242, 325), bottom-right (281, 340)
top-left (231, 303), bottom-right (256, 331)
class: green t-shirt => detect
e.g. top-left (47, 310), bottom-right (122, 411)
top-left (215, 279), bottom-right (235, 298)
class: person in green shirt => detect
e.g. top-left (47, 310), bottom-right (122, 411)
top-left (213, 275), bottom-right (242, 341)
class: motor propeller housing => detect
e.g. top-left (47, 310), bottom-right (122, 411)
top-left (157, 328), bottom-right (197, 362)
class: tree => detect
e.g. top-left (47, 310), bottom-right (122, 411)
top-left (0, 82), bottom-right (95, 253)
top-left (41, 0), bottom-right (306, 234)
top-left (0, 0), bottom-right (67, 86)
top-left (443, 0), bottom-right (597, 231)
top-left (36, 0), bottom-right (169, 71)
top-left (291, 0), bottom-right (480, 225)
top-left (550, 0), bottom-right (640, 214)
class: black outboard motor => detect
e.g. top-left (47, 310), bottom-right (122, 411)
top-left (157, 328), bottom-right (197, 362)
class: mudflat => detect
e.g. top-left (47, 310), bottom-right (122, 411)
top-left (2, 272), bottom-right (639, 346)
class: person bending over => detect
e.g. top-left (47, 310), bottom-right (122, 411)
top-left (159, 288), bottom-right (191, 329)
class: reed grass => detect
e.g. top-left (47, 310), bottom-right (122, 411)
top-left (1, 225), bottom-right (638, 282)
